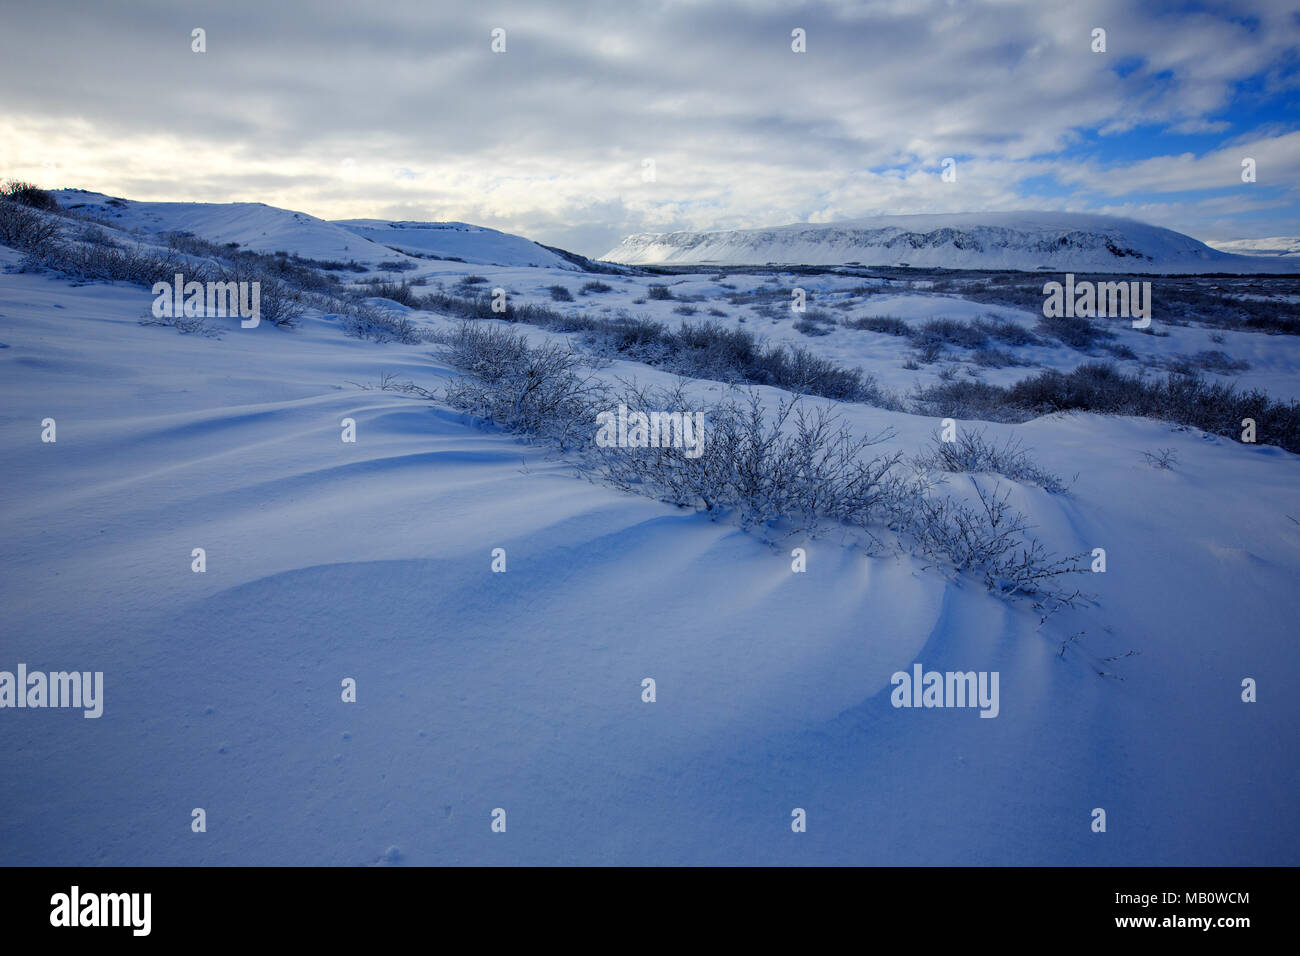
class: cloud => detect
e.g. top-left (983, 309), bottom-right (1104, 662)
top-left (1, 0), bottom-right (1296, 254)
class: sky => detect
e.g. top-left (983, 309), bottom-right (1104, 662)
top-left (1, 0), bottom-right (1297, 258)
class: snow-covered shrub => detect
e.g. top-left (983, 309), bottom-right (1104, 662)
top-left (0, 199), bottom-right (62, 252)
top-left (33, 235), bottom-right (200, 285)
top-left (433, 324), bottom-right (1085, 602)
top-left (439, 323), bottom-right (607, 447)
top-left (914, 427), bottom-right (1069, 494)
top-left (213, 259), bottom-right (303, 327)
top-left (324, 297), bottom-right (421, 344)
top-left (897, 479), bottom-right (1085, 599)
top-left (596, 382), bottom-right (906, 531)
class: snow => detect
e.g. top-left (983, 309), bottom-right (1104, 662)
top-left (2, 207), bottom-right (1298, 864)
top-left (605, 211), bottom-right (1298, 274)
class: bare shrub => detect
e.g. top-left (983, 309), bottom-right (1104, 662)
top-left (914, 427), bottom-right (1070, 493)
top-left (793, 308), bottom-right (836, 336)
top-left (322, 297), bottom-right (421, 344)
top-left (1141, 448), bottom-right (1178, 470)
top-left (597, 383), bottom-right (904, 531)
top-left (139, 312), bottom-right (220, 337)
top-left (913, 361), bottom-right (1300, 453)
top-left (429, 323), bottom-right (1086, 603)
top-left (215, 260), bottom-right (302, 327)
top-left (898, 479), bottom-right (1086, 599)
top-left (34, 236), bottom-right (199, 285)
top-left (844, 315), bottom-right (909, 335)
top-left (1168, 350), bottom-right (1250, 374)
top-left (1036, 314), bottom-right (1114, 350)
top-left (1, 180), bottom-right (60, 211)
top-left (360, 279), bottom-right (422, 308)
top-left (970, 316), bottom-right (1041, 347)
top-left (0, 201), bottom-right (62, 252)
top-left (913, 317), bottom-right (988, 350)
top-left (439, 324), bottom-right (606, 447)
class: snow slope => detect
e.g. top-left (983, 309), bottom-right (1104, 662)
top-left (333, 220), bottom-right (580, 271)
top-left (1, 247), bottom-right (1298, 865)
top-left (604, 212), bottom-right (1295, 273)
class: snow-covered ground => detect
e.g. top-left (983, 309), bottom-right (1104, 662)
top-left (2, 199), bottom-right (1298, 865)
top-left (482, 270), bottom-right (1300, 402)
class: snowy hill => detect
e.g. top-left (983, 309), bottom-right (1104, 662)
top-left (1206, 236), bottom-right (1300, 259)
top-left (333, 220), bottom-right (581, 270)
top-left (54, 189), bottom-right (407, 268)
top-left (52, 190), bottom-right (585, 272)
top-left (604, 211), bottom-right (1295, 273)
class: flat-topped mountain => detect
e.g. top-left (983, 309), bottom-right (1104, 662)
top-left (604, 211), bottom-right (1294, 273)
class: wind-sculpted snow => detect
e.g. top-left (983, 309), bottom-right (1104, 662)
top-left (1, 249), bottom-right (1297, 864)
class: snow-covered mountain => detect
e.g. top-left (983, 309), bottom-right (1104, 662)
top-left (604, 211), bottom-right (1295, 273)
top-left (1205, 236), bottom-right (1300, 259)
